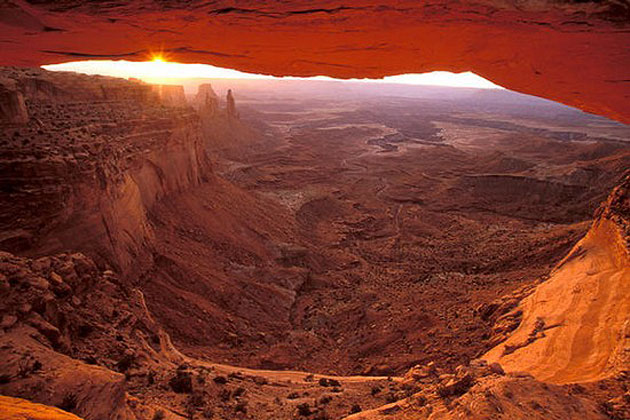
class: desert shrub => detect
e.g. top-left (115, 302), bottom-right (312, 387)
top-left (234, 400), bottom-right (248, 413)
top-left (213, 375), bottom-right (227, 385)
top-left (350, 404), bottom-right (362, 413)
top-left (58, 393), bottom-right (78, 412)
top-left (297, 403), bottom-right (312, 416)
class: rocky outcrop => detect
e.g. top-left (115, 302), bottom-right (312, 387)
top-left (0, 78), bottom-right (28, 125)
top-left (152, 84), bottom-right (187, 107)
top-left (0, 1), bottom-right (628, 122)
top-left (0, 68), bottom-right (210, 276)
top-left (193, 83), bottom-right (219, 118)
top-left (0, 249), bottom-right (395, 420)
top-left (226, 89), bottom-right (238, 120)
top-left (0, 251), bottom-right (184, 420)
top-left (342, 360), bottom-right (607, 420)
top-left (484, 172), bottom-right (630, 383)
top-left (0, 396), bottom-right (82, 420)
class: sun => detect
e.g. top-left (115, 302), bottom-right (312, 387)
top-left (43, 60), bottom-right (504, 89)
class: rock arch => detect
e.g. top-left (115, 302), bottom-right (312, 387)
top-left (0, 1), bottom-right (628, 122)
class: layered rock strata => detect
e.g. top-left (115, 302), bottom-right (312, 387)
top-left (484, 172), bottom-right (630, 383)
top-left (0, 68), bottom-right (210, 276)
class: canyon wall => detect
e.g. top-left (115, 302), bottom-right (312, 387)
top-left (192, 83), bottom-right (219, 117)
top-left (484, 172), bottom-right (630, 383)
top-left (0, 68), bottom-right (210, 276)
top-left (0, 67), bottom-right (628, 419)
top-left (152, 84), bottom-right (188, 108)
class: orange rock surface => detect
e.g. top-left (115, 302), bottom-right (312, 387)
top-left (484, 173), bottom-right (630, 383)
top-left (0, 1), bottom-right (629, 123)
top-left (0, 396), bottom-right (82, 420)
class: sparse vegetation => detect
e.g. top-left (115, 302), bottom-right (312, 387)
top-left (234, 399), bottom-right (248, 413)
top-left (213, 375), bottom-right (227, 385)
top-left (58, 393), bottom-right (78, 412)
top-left (296, 402), bottom-right (312, 416)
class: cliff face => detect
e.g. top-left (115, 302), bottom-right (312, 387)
top-left (151, 84), bottom-right (188, 107)
top-left (192, 83), bottom-right (219, 117)
top-left (0, 68), bottom-right (210, 276)
top-left (484, 172), bottom-right (630, 383)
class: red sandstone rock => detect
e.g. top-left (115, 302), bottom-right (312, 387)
top-left (152, 84), bottom-right (188, 107)
top-left (484, 172), bottom-right (630, 384)
top-left (193, 83), bottom-right (219, 117)
top-left (0, 78), bottom-right (28, 125)
top-left (0, 1), bottom-right (628, 122)
top-left (226, 89), bottom-right (239, 120)
top-left (0, 68), bottom-right (210, 276)
top-left (0, 396), bottom-right (82, 420)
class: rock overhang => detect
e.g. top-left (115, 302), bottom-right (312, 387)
top-left (0, 0), bottom-right (628, 122)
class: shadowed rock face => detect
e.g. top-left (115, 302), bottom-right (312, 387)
top-left (0, 1), bottom-right (628, 122)
top-left (0, 79), bottom-right (29, 125)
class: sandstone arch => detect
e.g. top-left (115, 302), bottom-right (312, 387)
top-left (0, 1), bottom-right (628, 122)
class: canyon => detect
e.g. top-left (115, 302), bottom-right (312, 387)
top-left (0, 67), bottom-right (628, 420)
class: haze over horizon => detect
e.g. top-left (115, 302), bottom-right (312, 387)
top-left (42, 59), bottom-right (504, 90)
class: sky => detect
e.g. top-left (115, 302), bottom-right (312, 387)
top-left (42, 59), bottom-right (504, 89)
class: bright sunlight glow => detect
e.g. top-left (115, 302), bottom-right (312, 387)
top-left (42, 60), bottom-right (504, 89)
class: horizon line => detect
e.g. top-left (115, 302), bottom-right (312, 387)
top-left (42, 60), bottom-right (505, 90)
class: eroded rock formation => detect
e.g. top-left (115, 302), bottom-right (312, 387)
top-left (343, 360), bottom-right (609, 419)
top-left (152, 84), bottom-right (188, 108)
top-left (0, 249), bottom-right (396, 420)
top-left (226, 89), bottom-right (238, 120)
top-left (484, 172), bottom-right (630, 384)
top-left (193, 83), bottom-right (219, 118)
top-left (0, 396), bottom-right (82, 420)
top-left (0, 66), bottom-right (628, 419)
top-left (0, 1), bottom-right (628, 123)
top-left (0, 68), bottom-right (210, 277)
top-left (0, 251), bottom-right (183, 419)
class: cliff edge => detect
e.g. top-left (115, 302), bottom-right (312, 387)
top-left (484, 172), bottom-right (630, 383)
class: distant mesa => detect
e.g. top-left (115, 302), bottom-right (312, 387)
top-left (150, 83), bottom-right (239, 119)
top-left (151, 84), bottom-right (187, 107)
top-left (193, 83), bottom-right (219, 117)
